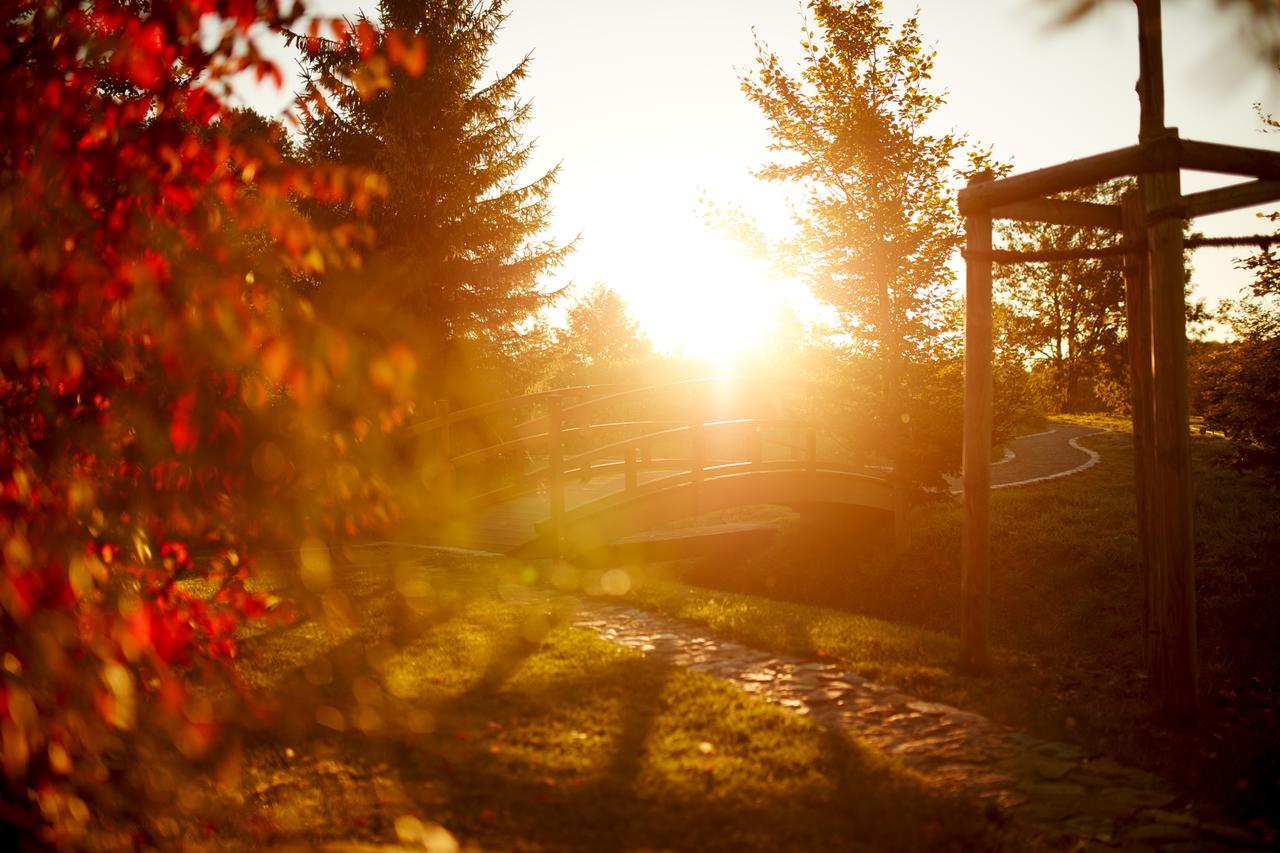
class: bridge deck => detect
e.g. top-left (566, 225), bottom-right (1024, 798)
top-left (453, 468), bottom-right (679, 554)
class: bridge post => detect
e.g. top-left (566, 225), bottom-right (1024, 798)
top-left (547, 394), bottom-right (566, 559)
top-left (961, 172), bottom-right (994, 672)
top-left (624, 445), bottom-right (638, 493)
top-left (434, 399), bottom-right (454, 494)
top-left (691, 413), bottom-right (705, 511)
top-left (805, 422), bottom-right (818, 495)
top-left (804, 396), bottom-right (818, 476)
top-left (434, 399), bottom-right (451, 458)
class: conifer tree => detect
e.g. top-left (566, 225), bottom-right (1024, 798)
top-left (292, 0), bottom-right (569, 389)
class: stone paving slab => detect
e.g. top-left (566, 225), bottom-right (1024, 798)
top-left (570, 601), bottom-right (1267, 852)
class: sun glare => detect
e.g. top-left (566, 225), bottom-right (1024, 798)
top-left (622, 232), bottom-right (805, 364)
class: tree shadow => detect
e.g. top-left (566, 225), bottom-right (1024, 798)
top-left (233, 623), bottom-right (1002, 851)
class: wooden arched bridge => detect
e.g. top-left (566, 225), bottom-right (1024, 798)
top-left (405, 377), bottom-right (900, 561)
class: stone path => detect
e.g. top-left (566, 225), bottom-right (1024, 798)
top-left (569, 601), bottom-right (1266, 852)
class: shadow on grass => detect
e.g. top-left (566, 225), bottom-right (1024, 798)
top-left (635, 427), bottom-right (1280, 832)
top-left (243, 650), bottom-right (1001, 852)
top-left (216, 552), bottom-right (1006, 852)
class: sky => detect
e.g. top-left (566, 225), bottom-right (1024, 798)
top-left (247, 0), bottom-right (1280, 354)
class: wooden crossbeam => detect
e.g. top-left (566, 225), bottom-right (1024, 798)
top-left (990, 197), bottom-right (1123, 229)
top-left (961, 137), bottom-right (1280, 216)
top-left (1180, 139), bottom-right (1280, 181)
top-left (1149, 178), bottom-right (1280, 222)
top-left (958, 138), bottom-right (1173, 214)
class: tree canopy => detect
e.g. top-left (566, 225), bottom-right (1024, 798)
top-left (995, 182), bottom-right (1131, 413)
top-left (741, 0), bottom-right (1000, 488)
top-left (560, 285), bottom-right (652, 370)
top-left (0, 2), bottom-right (426, 842)
top-left (293, 0), bottom-right (570, 380)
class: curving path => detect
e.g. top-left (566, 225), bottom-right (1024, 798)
top-left (947, 423), bottom-right (1106, 494)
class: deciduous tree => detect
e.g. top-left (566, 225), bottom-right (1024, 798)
top-left (741, 0), bottom-right (996, 491)
top-left (0, 2), bottom-right (423, 842)
top-left (994, 182), bottom-right (1130, 413)
top-left (560, 285), bottom-right (652, 373)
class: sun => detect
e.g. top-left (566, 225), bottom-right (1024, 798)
top-left (622, 233), bottom-right (804, 364)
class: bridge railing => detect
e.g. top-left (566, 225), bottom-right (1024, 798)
top-left (402, 376), bottom-right (884, 552)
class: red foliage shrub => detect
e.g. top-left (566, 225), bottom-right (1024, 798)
top-left (0, 1), bottom-right (426, 844)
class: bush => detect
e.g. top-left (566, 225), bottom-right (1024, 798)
top-left (0, 3), bottom-right (425, 844)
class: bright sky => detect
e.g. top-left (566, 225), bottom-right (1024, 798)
top-left (250, 0), bottom-right (1280, 356)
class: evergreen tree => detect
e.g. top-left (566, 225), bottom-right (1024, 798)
top-left (741, 0), bottom-right (993, 490)
top-left (292, 0), bottom-right (569, 389)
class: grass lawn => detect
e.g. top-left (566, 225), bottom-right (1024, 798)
top-left (165, 551), bottom-right (1010, 851)
top-left (625, 419), bottom-right (1280, 833)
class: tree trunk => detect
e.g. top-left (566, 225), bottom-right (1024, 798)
top-left (877, 277), bottom-right (909, 551)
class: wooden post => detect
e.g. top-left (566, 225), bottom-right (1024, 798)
top-left (1143, 129), bottom-right (1199, 722)
top-left (547, 395), bottom-right (565, 559)
top-left (1136, 0), bottom-right (1198, 723)
top-left (624, 445), bottom-right (638, 493)
top-left (1135, 0), bottom-right (1165, 140)
top-left (961, 172), bottom-right (995, 672)
top-left (1122, 190), bottom-right (1159, 667)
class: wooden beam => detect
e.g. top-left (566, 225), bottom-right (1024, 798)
top-left (1143, 129), bottom-right (1200, 724)
top-left (990, 197), bottom-right (1123, 229)
top-left (1122, 190), bottom-right (1157, 671)
top-left (1149, 178), bottom-right (1280, 223)
top-left (961, 172), bottom-right (994, 672)
top-left (1179, 139), bottom-right (1280, 181)
top-left (958, 140), bottom-right (1172, 214)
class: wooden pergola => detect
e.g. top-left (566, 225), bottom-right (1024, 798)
top-left (958, 0), bottom-right (1280, 721)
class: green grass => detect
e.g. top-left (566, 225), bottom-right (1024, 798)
top-left (169, 551), bottom-right (1008, 851)
top-left (624, 420), bottom-right (1280, 828)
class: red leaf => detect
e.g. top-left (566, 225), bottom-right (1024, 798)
top-left (169, 392), bottom-right (199, 454)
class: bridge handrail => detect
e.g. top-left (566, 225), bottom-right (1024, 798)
top-left (542, 461), bottom-right (891, 524)
top-left (561, 417), bottom-right (811, 470)
top-left (516, 375), bottom-right (830, 436)
top-left (403, 383), bottom-right (641, 436)
top-left (446, 420), bottom-right (687, 468)
top-left (469, 458), bottom-right (884, 512)
top-left (460, 418), bottom-right (850, 511)
top-left (447, 416), bottom-right (813, 471)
